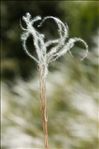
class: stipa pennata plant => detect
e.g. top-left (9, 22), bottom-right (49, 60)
top-left (20, 12), bottom-right (88, 149)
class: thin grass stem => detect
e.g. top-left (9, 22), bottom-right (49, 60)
top-left (39, 65), bottom-right (49, 149)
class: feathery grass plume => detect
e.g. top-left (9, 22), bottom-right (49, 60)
top-left (20, 12), bottom-right (88, 149)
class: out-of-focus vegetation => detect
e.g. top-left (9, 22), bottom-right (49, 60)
top-left (1, 1), bottom-right (99, 80)
top-left (1, 1), bottom-right (99, 149)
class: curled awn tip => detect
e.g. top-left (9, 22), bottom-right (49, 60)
top-left (21, 12), bottom-right (88, 78)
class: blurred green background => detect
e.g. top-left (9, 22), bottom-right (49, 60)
top-left (1, 1), bottom-right (99, 149)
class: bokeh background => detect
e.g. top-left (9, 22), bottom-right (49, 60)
top-left (1, 1), bottom-right (99, 149)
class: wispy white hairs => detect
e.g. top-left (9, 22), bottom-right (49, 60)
top-left (21, 12), bottom-right (88, 78)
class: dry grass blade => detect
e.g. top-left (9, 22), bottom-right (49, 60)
top-left (20, 12), bottom-right (88, 149)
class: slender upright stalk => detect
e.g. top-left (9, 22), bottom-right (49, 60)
top-left (39, 65), bottom-right (49, 149)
